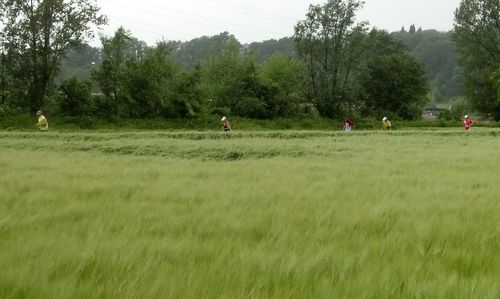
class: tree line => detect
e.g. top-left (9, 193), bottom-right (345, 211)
top-left (0, 0), bottom-right (498, 121)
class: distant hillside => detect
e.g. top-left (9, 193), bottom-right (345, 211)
top-left (246, 37), bottom-right (297, 64)
top-left (391, 29), bottom-right (464, 103)
top-left (57, 47), bottom-right (100, 83)
top-left (168, 32), bottom-right (242, 69)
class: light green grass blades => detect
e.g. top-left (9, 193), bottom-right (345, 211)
top-left (0, 130), bottom-right (499, 298)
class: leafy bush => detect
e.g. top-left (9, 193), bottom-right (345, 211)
top-left (0, 104), bottom-right (19, 117)
top-left (438, 99), bottom-right (469, 121)
top-left (234, 97), bottom-right (269, 119)
top-left (58, 77), bottom-right (94, 116)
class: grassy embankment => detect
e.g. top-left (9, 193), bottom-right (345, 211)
top-left (2, 113), bottom-right (498, 131)
top-left (0, 129), bottom-right (499, 298)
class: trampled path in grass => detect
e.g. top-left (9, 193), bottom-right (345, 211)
top-left (0, 129), bottom-right (499, 298)
top-left (2, 128), bottom-right (500, 160)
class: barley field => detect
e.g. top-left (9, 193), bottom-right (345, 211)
top-left (0, 129), bottom-right (499, 298)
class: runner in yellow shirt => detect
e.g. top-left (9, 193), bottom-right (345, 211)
top-left (36, 110), bottom-right (48, 131)
top-left (382, 116), bottom-right (392, 130)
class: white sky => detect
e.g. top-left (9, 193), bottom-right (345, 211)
top-left (93, 0), bottom-right (460, 45)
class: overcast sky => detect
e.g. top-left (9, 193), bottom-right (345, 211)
top-left (94, 0), bottom-right (461, 45)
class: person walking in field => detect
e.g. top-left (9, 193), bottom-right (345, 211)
top-left (221, 116), bottom-right (231, 132)
top-left (463, 115), bottom-right (473, 131)
top-left (36, 110), bottom-right (48, 131)
top-left (343, 118), bottom-right (354, 132)
top-left (382, 116), bottom-right (392, 130)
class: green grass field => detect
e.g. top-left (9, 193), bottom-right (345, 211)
top-left (0, 129), bottom-right (499, 298)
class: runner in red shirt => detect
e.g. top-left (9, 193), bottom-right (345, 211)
top-left (463, 115), bottom-right (473, 131)
top-left (343, 118), bottom-right (354, 132)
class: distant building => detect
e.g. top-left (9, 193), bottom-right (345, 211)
top-left (422, 108), bottom-right (446, 120)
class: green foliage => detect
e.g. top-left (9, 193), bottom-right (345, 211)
top-left (247, 37), bottom-right (298, 64)
top-left (453, 0), bottom-right (500, 119)
top-left (200, 42), bottom-right (287, 118)
top-left (92, 27), bottom-right (133, 118)
top-left (92, 30), bottom-right (205, 119)
top-left (0, 0), bottom-right (106, 113)
top-left (58, 77), bottom-right (93, 117)
top-left (123, 43), bottom-right (204, 118)
top-left (233, 97), bottom-right (269, 119)
top-left (0, 110), bottom-right (32, 129)
top-left (56, 29), bottom-right (465, 120)
top-left (0, 51), bottom-right (12, 106)
top-left (170, 68), bottom-right (204, 118)
top-left (121, 42), bottom-right (177, 118)
top-left (259, 53), bottom-right (305, 114)
top-left (409, 24), bottom-right (416, 34)
top-left (0, 103), bottom-right (20, 117)
top-left (366, 30), bottom-right (408, 56)
top-left (300, 28), bottom-right (432, 120)
top-left (294, 0), bottom-right (368, 118)
top-left (200, 40), bottom-right (243, 111)
top-left (169, 32), bottom-right (240, 69)
top-left (59, 29), bottom-right (465, 113)
top-left (493, 65), bottom-right (500, 101)
top-left (438, 98), bottom-right (470, 121)
top-left (231, 62), bottom-right (281, 119)
top-left (361, 53), bottom-right (429, 120)
top-left (0, 0), bottom-right (472, 122)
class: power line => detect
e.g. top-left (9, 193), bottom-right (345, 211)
top-left (130, 0), bottom-right (287, 34)
top-left (104, 22), bottom-right (186, 42)
top-left (185, 0), bottom-right (298, 22)
top-left (168, 0), bottom-right (295, 24)
top-left (107, 15), bottom-right (198, 41)
top-left (103, 0), bottom-right (284, 40)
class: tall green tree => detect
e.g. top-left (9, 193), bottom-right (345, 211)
top-left (358, 30), bottom-right (429, 119)
top-left (94, 30), bottom-right (204, 119)
top-left (0, 44), bottom-right (9, 105)
top-left (454, 0), bottom-right (500, 119)
top-left (201, 40), bottom-right (244, 112)
top-left (258, 53), bottom-right (305, 115)
top-left (493, 66), bottom-right (500, 101)
top-left (92, 27), bottom-right (132, 118)
top-left (232, 57), bottom-right (279, 119)
top-left (409, 24), bottom-right (416, 34)
top-left (361, 53), bottom-right (429, 119)
top-left (294, 0), bottom-right (368, 118)
top-left (201, 41), bottom-right (286, 118)
top-left (122, 42), bottom-right (180, 118)
top-left (0, 0), bottom-right (106, 113)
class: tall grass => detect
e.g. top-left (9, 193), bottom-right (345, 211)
top-left (0, 129), bottom-right (499, 298)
